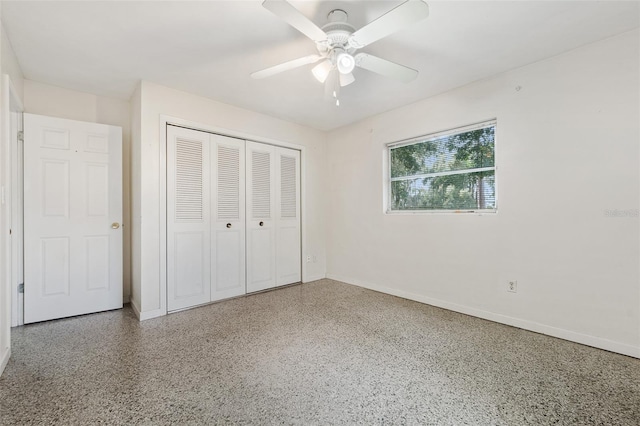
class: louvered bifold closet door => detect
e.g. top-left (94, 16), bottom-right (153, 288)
top-left (167, 126), bottom-right (211, 311)
top-left (211, 135), bottom-right (246, 300)
top-left (275, 147), bottom-right (301, 286)
top-left (246, 141), bottom-right (277, 293)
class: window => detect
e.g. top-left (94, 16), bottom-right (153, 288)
top-left (388, 120), bottom-right (496, 212)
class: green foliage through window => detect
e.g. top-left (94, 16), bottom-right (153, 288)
top-left (389, 122), bottom-right (496, 211)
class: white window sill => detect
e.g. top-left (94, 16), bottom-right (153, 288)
top-left (385, 209), bottom-right (497, 215)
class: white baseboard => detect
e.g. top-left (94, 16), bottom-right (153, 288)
top-left (326, 274), bottom-right (640, 359)
top-left (130, 298), bottom-right (141, 319)
top-left (0, 347), bottom-right (10, 377)
top-left (130, 299), bottom-right (165, 321)
top-left (130, 277), bottom-right (330, 320)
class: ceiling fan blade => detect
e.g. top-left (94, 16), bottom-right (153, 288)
top-left (263, 0), bottom-right (327, 42)
top-left (354, 53), bottom-right (418, 83)
top-left (251, 54), bottom-right (323, 79)
top-left (348, 0), bottom-right (429, 48)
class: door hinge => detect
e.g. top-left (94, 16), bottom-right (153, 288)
top-left (18, 283), bottom-right (24, 293)
top-left (17, 130), bottom-right (24, 142)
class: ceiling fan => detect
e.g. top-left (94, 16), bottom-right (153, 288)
top-left (251, 0), bottom-right (430, 105)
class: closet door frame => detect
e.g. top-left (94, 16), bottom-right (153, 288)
top-left (159, 116), bottom-right (307, 318)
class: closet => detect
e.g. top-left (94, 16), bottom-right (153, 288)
top-left (166, 125), bottom-right (300, 312)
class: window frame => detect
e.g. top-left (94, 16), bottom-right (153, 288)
top-left (386, 120), bottom-right (498, 214)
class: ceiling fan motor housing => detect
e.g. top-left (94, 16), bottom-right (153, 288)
top-left (318, 10), bottom-right (357, 56)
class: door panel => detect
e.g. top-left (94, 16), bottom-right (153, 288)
top-left (246, 142), bottom-right (276, 293)
top-left (24, 113), bottom-right (122, 323)
top-left (40, 237), bottom-right (70, 295)
top-left (211, 135), bottom-right (245, 300)
top-left (167, 126), bottom-right (211, 311)
top-left (42, 159), bottom-right (70, 217)
top-left (214, 230), bottom-right (242, 291)
top-left (276, 227), bottom-right (300, 283)
top-left (275, 148), bottom-right (301, 286)
top-left (85, 163), bottom-right (109, 216)
top-left (85, 235), bottom-right (110, 290)
top-left (173, 232), bottom-right (207, 299)
top-left (248, 228), bottom-right (274, 285)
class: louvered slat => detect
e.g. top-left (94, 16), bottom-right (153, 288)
top-left (218, 146), bottom-right (240, 220)
top-left (175, 138), bottom-right (203, 221)
top-left (252, 150), bottom-right (271, 219)
top-left (280, 155), bottom-right (297, 218)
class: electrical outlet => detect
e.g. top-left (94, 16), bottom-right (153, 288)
top-left (312, 255), bottom-right (317, 263)
top-left (507, 280), bottom-right (518, 293)
top-left (306, 255), bottom-right (311, 263)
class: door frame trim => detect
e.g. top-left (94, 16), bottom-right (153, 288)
top-left (3, 75), bottom-right (24, 329)
top-left (158, 115), bottom-right (308, 318)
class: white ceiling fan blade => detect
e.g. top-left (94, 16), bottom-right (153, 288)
top-left (251, 54), bottom-right (322, 79)
top-left (263, 0), bottom-right (327, 42)
top-left (348, 0), bottom-right (429, 48)
top-left (354, 53), bottom-right (418, 83)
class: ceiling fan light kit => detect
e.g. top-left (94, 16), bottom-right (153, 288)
top-left (252, 0), bottom-right (430, 105)
top-left (339, 72), bottom-right (355, 87)
top-left (336, 52), bottom-right (355, 74)
top-left (312, 60), bottom-right (332, 83)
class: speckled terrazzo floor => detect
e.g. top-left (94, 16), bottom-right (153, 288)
top-left (1, 279), bottom-right (639, 425)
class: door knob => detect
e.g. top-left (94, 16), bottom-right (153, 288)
top-left (111, 222), bottom-right (120, 229)
top-left (226, 223), bottom-right (232, 228)
top-left (259, 221), bottom-right (264, 227)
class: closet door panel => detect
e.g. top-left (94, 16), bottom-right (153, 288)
top-left (173, 232), bottom-right (206, 299)
top-left (246, 141), bottom-right (276, 293)
top-left (211, 135), bottom-right (246, 300)
top-left (215, 230), bottom-right (243, 291)
top-left (275, 147), bottom-right (301, 286)
top-left (167, 127), bottom-right (302, 311)
top-left (167, 126), bottom-right (211, 311)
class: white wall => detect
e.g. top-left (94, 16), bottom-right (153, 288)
top-left (326, 30), bottom-right (640, 358)
top-left (23, 80), bottom-right (132, 302)
top-left (131, 81), bottom-right (326, 317)
top-left (1, 24), bottom-right (22, 100)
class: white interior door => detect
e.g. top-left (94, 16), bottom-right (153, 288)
top-left (246, 141), bottom-right (276, 293)
top-left (23, 113), bottom-right (122, 323)
top-left (211, 135), bottom-right (245, 301)
top-left (167, 126), bottom-right (211, 311)
top-left (275, 147), bottom-right (301, 286)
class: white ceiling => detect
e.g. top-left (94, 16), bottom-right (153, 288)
top-left (2, 1), bottom-right (638, 131)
